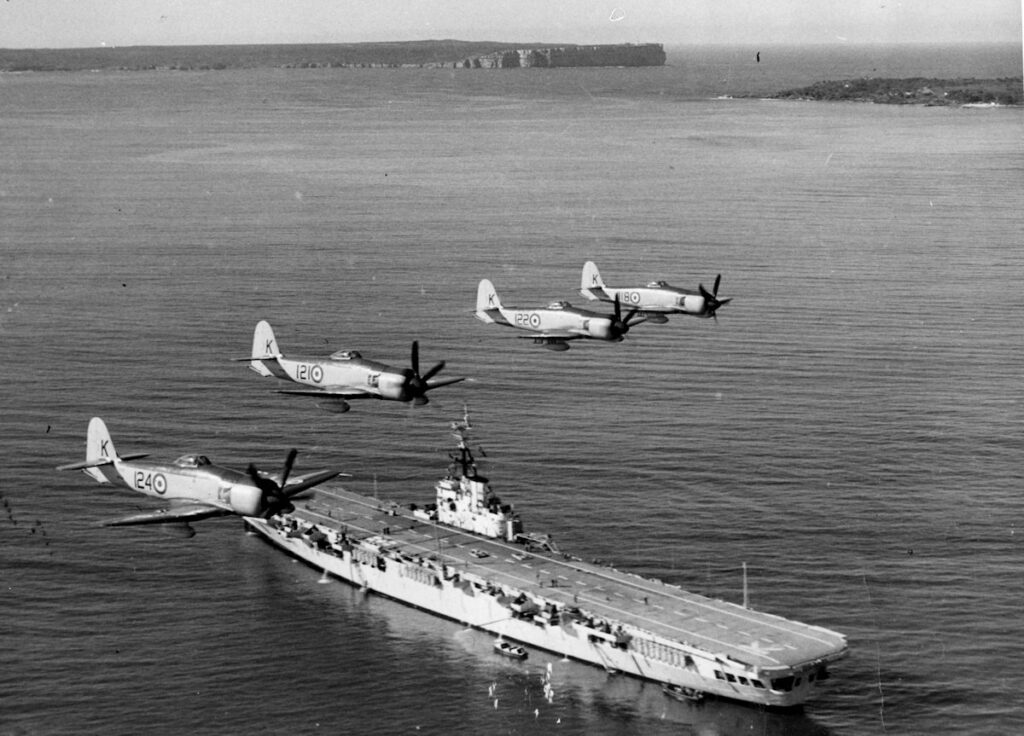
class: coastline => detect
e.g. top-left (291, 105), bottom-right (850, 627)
top-left (770, 76), bottom-right (1022, 106)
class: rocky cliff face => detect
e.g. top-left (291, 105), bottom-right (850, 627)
top-left (457, 44), bottom-right (666, 69)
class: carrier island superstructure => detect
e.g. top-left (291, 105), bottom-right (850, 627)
top-left (245, 414), bottom-right (847, 708)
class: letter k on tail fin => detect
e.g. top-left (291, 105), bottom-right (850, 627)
top-left (475, 279), bottom-right (504, 324)
top-left (249, 320), bottom-right (283, 376)
top-left (56, 417), bottom-right (146, 484)
top-left (579, 261), bottom-right (605, 301)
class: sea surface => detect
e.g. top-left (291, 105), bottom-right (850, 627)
top-left (2, 43), bottom-right (1022, 735)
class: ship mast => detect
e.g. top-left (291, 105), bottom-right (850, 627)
top-left (449, 406), bottom-right (477, 480)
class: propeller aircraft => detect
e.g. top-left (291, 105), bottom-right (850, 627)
top-left (244, 321), bottom-right (465, 413)
top-left (57, 417), bottom-right (343, 527)
top-left (475, 278), bottom-right (646, 351)
top-left (579, 261), bottom-right (731, 323)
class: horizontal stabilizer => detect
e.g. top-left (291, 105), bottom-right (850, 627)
top-left (56, 453), bottom-right (149, 472)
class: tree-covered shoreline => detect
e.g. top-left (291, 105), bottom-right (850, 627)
top-left (771, 77), bottom-right (1021, 106)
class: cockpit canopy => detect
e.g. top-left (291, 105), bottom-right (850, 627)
top-left (546, 300), bottom-right (571, 310)
top-left (646, 280), bottom-right (670, 288)
top-left (329, 350), bottom-right (362, 360)
top-left (174, 454), bottom-right (212, 468)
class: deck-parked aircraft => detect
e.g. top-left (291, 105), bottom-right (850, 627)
top-left (57, 417), bottom-right (342, 527)
top-left (475, 278), bottom-right (646, 351)
top-left (579, 261), bottom-right (731, 323)
top-left (244, 321), bottom-right (465, 413)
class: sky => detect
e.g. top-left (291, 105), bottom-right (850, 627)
top-left (0, 0), bottom-right (1020, 49)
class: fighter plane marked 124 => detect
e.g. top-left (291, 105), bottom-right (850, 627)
top-left (475, 278), bottom-right (647, 351)
top-left (244, 320), bottom-right (465, 413)
top-left (57, 417), bottom-right (343, 528)
top-left (579, 261), bottom-right (731, 323)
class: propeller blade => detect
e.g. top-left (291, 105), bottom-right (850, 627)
top-left (282, 468), bottom-right (345, 498)
top-left (421, 360), bottom-right (446, 383)
top-left (411, 340), bottom-right (420, 377)
top-left (713, 274), bottom-right (721, 296)
top-left (279, 449), bottom-right (297, 489)
top-left (247, 464), bottom-right (278, 495)
top-left (425, 376), bottom-right (466, 391)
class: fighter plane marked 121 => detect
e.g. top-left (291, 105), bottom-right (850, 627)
top-left (244, 321), bottom-right (465, 413)
top-left (57, 417), bottom-right (343, 528)
top-left (579, 261), bottom-right (731, 323)
top-left (475, 278), bottom-right (646, 351)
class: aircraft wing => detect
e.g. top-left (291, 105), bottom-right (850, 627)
top-left (516, 331), bottom-right (582, 340)
top-left (103, 500), bottom-right (233, 527)
top-left (277, 387), bottom-right (375, 399)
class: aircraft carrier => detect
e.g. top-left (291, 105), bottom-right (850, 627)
top-left (245, 413), bottom-right (847, 708)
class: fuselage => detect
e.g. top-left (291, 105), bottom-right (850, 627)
top-left (260, 352), bottom-right (415, 400)
top-left (105, 455), bottom-right (263, 515)
top-left (487, 301), bottom-right (624, 341)
top-left (593, 284), bottom-right (711, 317)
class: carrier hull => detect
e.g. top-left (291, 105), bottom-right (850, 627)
top-left (244, 485), bottom-right (846, 708)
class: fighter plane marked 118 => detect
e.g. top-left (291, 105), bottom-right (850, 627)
top-left (244, 321), bottom-right (465, 413)
top-left (57, 417), bottom-right (343, 528)
top-left (475, 278), bottom-right (646, 351)
top-left (579, 261), bottom-right (731, 323)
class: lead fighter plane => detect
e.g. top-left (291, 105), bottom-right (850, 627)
top-left (579, 261), bottom-right (731, 323)
top-left (57, 417), bottom-right (342, 527)
top-left (243, 321), bottom-right (465, 413)
top-left (474, 278), bottom-right (646, 351)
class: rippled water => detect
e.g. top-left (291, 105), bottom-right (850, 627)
top-left (2, 44), bottom-right (1022, 735)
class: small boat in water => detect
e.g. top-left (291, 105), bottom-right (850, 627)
top-left (663, 684), bottom-right (705, 703)
top-left (494, 639), bottom-right (528, 661)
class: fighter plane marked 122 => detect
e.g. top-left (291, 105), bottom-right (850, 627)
top-left (244, 321), bottom-right (465, 413)
top-left (475, 278), bottom-right (646, 351)
top-left (579, 261), bottom-right (731, 323)
top-left (57, 418), bottom-right (343, 528)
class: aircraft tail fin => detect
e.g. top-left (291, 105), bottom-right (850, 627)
top-left (249, 320), bottom-right (283, 376)
top-left (580, 261), bottom-right (605, 300)
top-left (56, 417), bottom-right (144, 483)
top-left (475, 279), bottom-right (503, 323)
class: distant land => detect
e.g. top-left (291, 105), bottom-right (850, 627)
top-left (771, 77), bottom-right (1021, 106)
top-left (0, 40), bottom-right (664, 72)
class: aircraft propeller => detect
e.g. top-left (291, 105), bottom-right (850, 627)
top-left (609, 295), bottom-right (647, 340)
top-left (403, 341), bottom-right (463, 406)
top-left (698, 275), bottom-right (731, 320)
top-left (247, 449), bottom-right (340, 519)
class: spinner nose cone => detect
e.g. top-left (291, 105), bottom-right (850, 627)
top-left (230, 485), bottom-right (263, 516)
